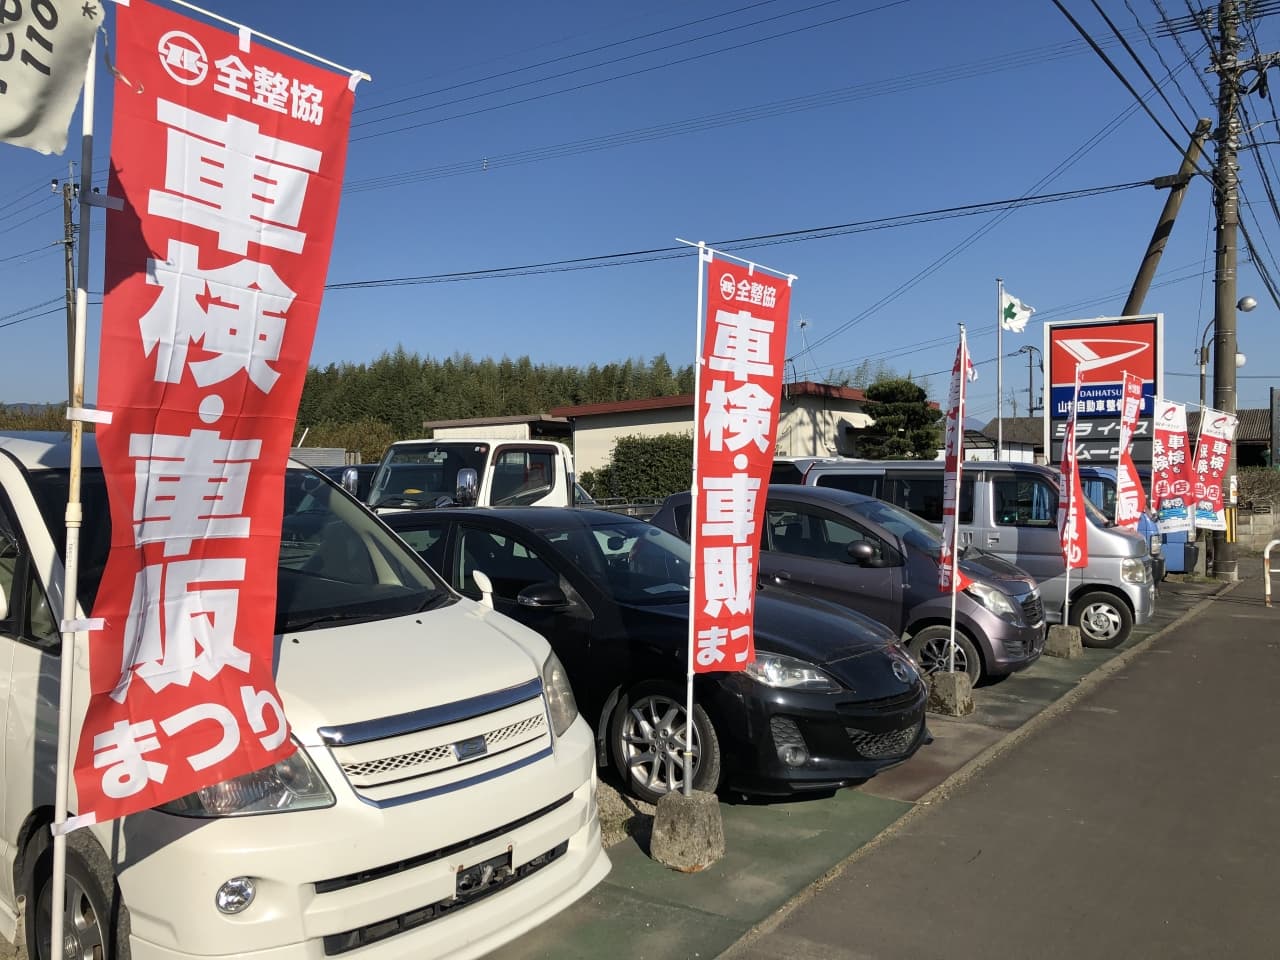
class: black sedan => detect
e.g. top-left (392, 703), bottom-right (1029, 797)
top-left (382, 507), bottom-right (929, 803)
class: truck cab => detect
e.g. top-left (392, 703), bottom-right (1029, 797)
top-left (362, 439), bottom-right (575, 513)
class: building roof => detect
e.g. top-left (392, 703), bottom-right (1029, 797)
top-left (980, 417), bottom-right (1044, 447)
top-left (421, 414), bottom-right (570, 430)
top-left (1187, 407), bottom-right (1272, 442)
top-left (551, 381), bottom-right (872, 419)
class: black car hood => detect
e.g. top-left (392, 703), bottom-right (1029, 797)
top-left (616, 584), bottom-right (900, 668)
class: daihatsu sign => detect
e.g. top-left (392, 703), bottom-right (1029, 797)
top-left (1043, 314), bottom-right (1164, 464)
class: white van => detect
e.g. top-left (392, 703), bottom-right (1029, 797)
top-left (775, 458), bottom-right (1156, 648)
top-left (0, 432), bottom-right (608, 960)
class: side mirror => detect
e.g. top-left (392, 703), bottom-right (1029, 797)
top-left (455, 467), bottom-right (479, 507)
top-left (845, 540), bottom-right (876, 565)
top-left (472, 569), bottom-right (495, 609)
top-left (517, 582), bottom-right (570, 610)
top-left (341, 466), bottom-right (360, 495)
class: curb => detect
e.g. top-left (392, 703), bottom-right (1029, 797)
top-left (719, 577), bottom-right (1240, 958)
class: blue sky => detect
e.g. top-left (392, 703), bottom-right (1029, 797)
top-left (3, 0), bottom-right (1278, 422)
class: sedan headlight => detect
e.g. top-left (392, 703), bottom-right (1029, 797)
top-left (745, 652), bottom-right (841, 692)
top-left (542, 651), bottom-right (579, 737)
top-left (964, 580), bottom-right (1022, 624)
top-left (156, 742), bottom-right (334, 817)
top-left (1121, 557), bottom-right (1150, 584)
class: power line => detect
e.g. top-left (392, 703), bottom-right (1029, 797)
top-left (1127, 0), bottom-right (1203, 115)
top-left (323, 179), bottom-right (1154, 291)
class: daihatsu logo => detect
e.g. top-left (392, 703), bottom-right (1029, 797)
top-left (1160, 405), bottom-right (1178, 421)
top-left (1058, 337), bottom-right (1149, 372)
top-left (1212, 415), bottom-right (1230, 429)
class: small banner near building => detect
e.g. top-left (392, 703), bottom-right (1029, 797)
top-left (939, 329), bottom-right (975, 593)
top-left (691, 256), bottom-right (791, 673)
top-left (0, 0), bottom-right (100, 154)
top-left (1151, 399), bottom-right (1195, 534)
top-left (1191, 409), bottom-right (1239, 532)
top-left (76, 0), bottom-right (355, 823)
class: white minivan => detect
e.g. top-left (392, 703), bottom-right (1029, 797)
top-left (774, 458), bottom-right (1156, 649)
top-left (0, 432), bottom-right (609, 960)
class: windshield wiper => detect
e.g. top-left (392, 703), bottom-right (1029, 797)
top-left (416, 592), bottom-right (455, 613)
top-left (278, 610), bottom-right (385, 633)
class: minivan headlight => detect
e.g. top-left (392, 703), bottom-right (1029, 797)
top-left (964, 581), bottom-right (1021, 624)
top-left (745, 652), bottom-right (841, 692)
top-left (542, 651), bottom-right (579, 737)
top-left (1121, 557), bottom-right (1150, 583)
top-left (156, 742), bottom-right (334, 817)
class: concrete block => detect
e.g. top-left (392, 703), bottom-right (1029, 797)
top-left (1044, 624), bottom-right (1083, 659)
top-left (649, 789), bottom-right (725, 872)
top-left (927, 671), bottom-right (974, 717)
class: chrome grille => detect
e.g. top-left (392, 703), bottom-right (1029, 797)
top-left (1020, 592), bottom-right (1044, 626)
top-left (846, 721), bottom-right (921, 760)
top-left (339, 713), bottom-right (547, 781)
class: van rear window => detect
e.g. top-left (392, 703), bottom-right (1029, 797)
top-left (815, 474), bottom-right (879, 497)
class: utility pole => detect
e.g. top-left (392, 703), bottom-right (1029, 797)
top-left (1209, 0), bottom-right (1245, 581)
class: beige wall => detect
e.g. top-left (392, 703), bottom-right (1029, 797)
top-left (572, 411), bottom-right (693, 473)
top-left (431, 424), bottom-right (533, 441)
top-left (774, 400), bottom-right (872, 458)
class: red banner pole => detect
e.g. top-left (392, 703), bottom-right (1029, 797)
top-left (684, 243), bottom-right (710, 798)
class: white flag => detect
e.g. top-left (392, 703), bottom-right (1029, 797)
top-left (999, 291), bottom-right (1035, 333)
top-left (0, 1), bottom-right (102, 155)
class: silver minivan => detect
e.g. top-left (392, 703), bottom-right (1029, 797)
top-left (775, 459), bottom-right (1156, 648)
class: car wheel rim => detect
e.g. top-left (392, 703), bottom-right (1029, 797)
top-left (917, 635), bottom-right (968, 676)
top-left (36, 873), bottom-right (106, 960)
top-left (1080, 602), bottom-right (1121, 642)
top-left (619, 694), bottom-right (699, 797)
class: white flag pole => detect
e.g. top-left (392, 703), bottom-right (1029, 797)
top-left (996, 278), bottom-right (1004, 460)
top-left (1062, 365), bottom-right (1082, 627)
top-left (682, 242), bottom-right (711, 799)
top-left (51, 33), bottom-right (99, 960)
top-left (948, 325), bottom-right (967, 675)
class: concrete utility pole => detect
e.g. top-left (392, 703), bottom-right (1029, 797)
top-left (1209, 0), bottom-right (1245, 581)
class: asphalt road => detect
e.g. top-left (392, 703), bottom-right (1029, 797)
top-left (726, 570), bottom-right (1280, 960)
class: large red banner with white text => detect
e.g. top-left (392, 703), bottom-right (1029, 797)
top-left (76, 0), bottom-right (354, 823)
top-left (691, 258), bottom-right (790, 673)
top-left (1058, 367), bottom-right (1090, 570)
top-left (1151, 399), bottom-right (1195, 533)
top-left (1114, 371), bottom-right (1147, 528)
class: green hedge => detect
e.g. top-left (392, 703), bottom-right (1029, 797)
top-left (579, 433), bottom-right (693, 501)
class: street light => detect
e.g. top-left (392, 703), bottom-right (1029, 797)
top-left (1199, 296), bottom-right (1255, 409)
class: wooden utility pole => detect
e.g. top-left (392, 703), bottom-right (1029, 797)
top-left (61, 167), bottom-right (77, 403)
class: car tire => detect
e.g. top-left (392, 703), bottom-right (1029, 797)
top-left (907, 626), bottom-right (982, 686)
top-left (610, 681), bottom-right (722, 804)
top-left (1070, 591), bottom-right (1133, 648)
top-left (24, 826), bottom-right (131, 960)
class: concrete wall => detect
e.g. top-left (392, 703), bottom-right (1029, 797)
top-left (574, 412), bottom-right (693, 473)
top-left (1238, 508), bottom-right (1277, 552)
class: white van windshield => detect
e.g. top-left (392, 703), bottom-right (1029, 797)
top-left (28, 467), bottom-right (452, 633)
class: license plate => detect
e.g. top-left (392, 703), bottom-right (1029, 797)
top-left (455, 850), bottom-right (513, 900)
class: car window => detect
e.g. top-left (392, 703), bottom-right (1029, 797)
top-left (883, 472), bottom-right (973, 524)
top-left (994, 477), bottom-right (1058, 527)
top-left (395, 525), bottom-right (447, 573)
top-left (0, 505), bottom-right (18, 631)
top-left (455, 526), bottom-right (558, 601)
top-left (491, 450), bottom-right (556, 506)
top-left (815, 473), bottom-right (879, 497)
top-left (765, 506), bottom-right (898, 566)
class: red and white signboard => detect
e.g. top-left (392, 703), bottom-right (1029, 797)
top-left (1057, 367), bottom-right (1090, 570)
top-left (1151, 399), bottom-right (1195, 534)
top-left (939, 331), bottom-right (975, 593)
top-left (691, 257), bottom-right (791, 673)
top-left (1191, 409), bottom-right (1239, 532)
top-left (1114, 371), bottom-right (1147, 528)
top-left (77, 0), bottom-right (354, 823)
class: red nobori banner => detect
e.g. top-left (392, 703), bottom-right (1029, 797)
top-left (1114, 371), bottom-right (1147, 528)
top-left (1191, 408), bottom-right (1238, 532)
top-left (939, 330), bottom-right (975, 593)
top-left (77, 0), bottom-right (354, 823)
top-left (1151, 399), bottom-right (1195, 534)
top-left (1057, 368), bottom-right (1090, 570)
top-left (691, 258), bottom-right (791, 673)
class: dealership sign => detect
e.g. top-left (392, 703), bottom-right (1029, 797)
top-left (1044, 315), bottom-right (1163, 464)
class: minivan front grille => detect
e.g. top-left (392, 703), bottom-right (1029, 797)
top-left (1020, 592), bottom-right (1044, 626)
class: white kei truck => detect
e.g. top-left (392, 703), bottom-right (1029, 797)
top-left (0, 432), bottom-right (609, 960)
top-left (355, 439), bottom-right (575, 513)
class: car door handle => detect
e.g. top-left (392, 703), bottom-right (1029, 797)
top-left (773, 572), bottom-right (792, 584)
top-left (986, 534), bottom-right (1001, 544)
